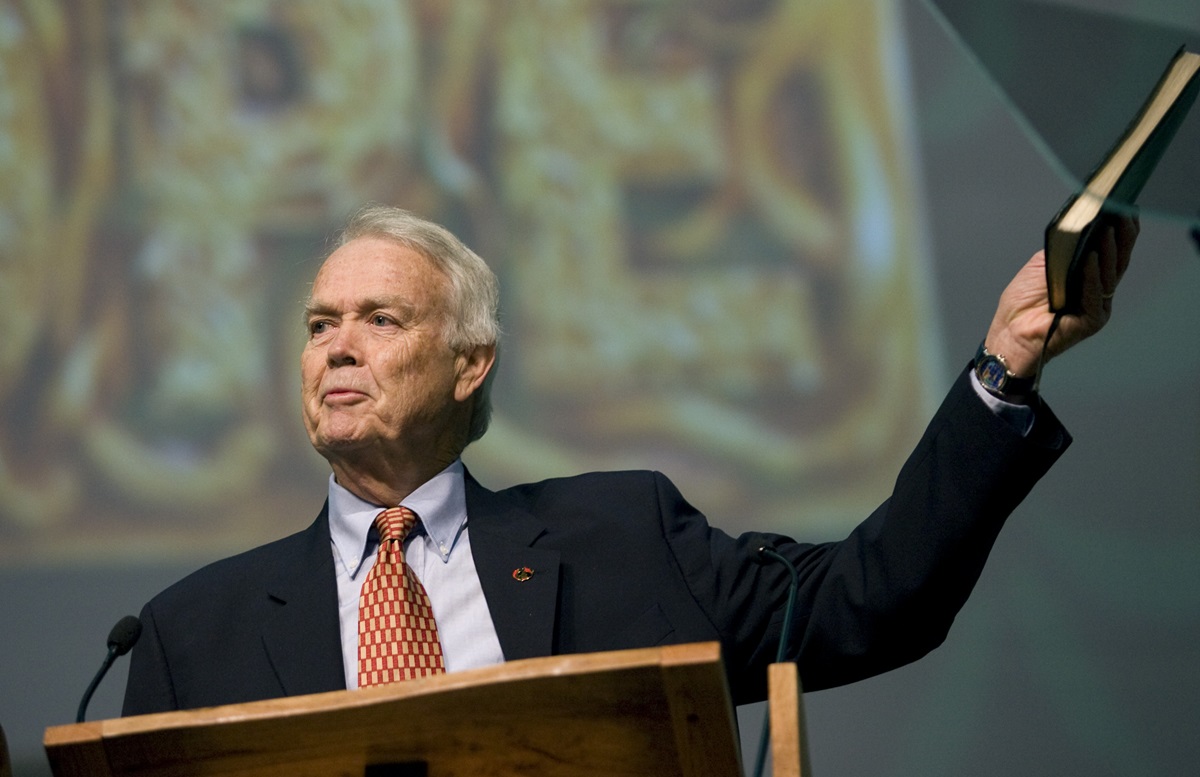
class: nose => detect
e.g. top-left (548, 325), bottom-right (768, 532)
top-left (325, 322), bottom-right (360, 367)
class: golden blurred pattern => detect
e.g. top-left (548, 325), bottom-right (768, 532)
top-left (0, 0), bottom-right (941, 562)
top-left (472, 0), bottom-right (943, 531)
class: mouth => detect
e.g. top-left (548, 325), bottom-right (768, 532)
top-left (322, 387), bottom-right (368, 404)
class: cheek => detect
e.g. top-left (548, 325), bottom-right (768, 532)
top-left (378, 350), bottom-right (455, 407)
top-left (299, 350), bottom-right (322, 393)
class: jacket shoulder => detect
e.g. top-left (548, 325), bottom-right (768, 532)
top-left (147, 516), bottom-right (323, 610)
top-left (494, 469), bottom-right (670, 503)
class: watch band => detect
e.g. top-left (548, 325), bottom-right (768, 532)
top-left (974, 341), bottom-right (1037, 398)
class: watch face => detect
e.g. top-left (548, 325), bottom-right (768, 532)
top-left (977, 355), bottom-right (1009, 392)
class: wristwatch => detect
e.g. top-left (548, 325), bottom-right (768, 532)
top-left (974, 341), bottom-right (1037, 399)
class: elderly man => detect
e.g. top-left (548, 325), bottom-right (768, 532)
top-left (122, 205), bottom-right (1136, 714)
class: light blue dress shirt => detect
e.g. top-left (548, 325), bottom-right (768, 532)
top-left (327, 459), bottom-right (505, 689)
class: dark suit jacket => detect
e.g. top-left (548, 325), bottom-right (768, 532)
top-left (122, 369), bottom-right (1069, 715)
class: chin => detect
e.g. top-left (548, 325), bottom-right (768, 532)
top-left (313, 434), bottom-right (371, 454)
top-left (308, 423), bottom-right (376, 456)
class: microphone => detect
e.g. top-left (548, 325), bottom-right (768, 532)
top-left (76, 615), bottom-right (142, 723)
top-left (752, 544), bottom-right (800, 777)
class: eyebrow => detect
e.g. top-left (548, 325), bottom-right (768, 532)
top-left (302, 296), bottom-right (418, 321)
top-left (302, 300), bottom-right (335, 321)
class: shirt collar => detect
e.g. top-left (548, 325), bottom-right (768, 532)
top-left (327, 459), bottom-right (467, 577)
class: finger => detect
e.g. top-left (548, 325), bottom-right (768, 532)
top-left (1074, 245), bottom-right (1115, 326)
top-left (1112, 212), bottom-right (1139, 281)
top-left (1096, 223), bottom-right (1119, 296)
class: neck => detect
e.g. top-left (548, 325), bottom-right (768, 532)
top-left (327, 449), bottom-right (459, 507)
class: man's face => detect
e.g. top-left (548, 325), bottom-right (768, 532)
top-left (300, 237), bottom-right (478, 468)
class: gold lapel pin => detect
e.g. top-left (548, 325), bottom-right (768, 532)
top-left (512, 566), bottom-right (534, 582)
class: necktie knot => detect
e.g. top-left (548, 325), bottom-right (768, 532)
top-left (375, 506), bottom-right (419, 546)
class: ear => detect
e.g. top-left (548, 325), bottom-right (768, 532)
top-left (453, 343), bottom-right (496, 402)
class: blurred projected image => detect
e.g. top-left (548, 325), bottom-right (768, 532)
top-left (0, 0), bottom-right (940, 562)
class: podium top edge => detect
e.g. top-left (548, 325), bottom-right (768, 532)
top-left (45, 641), bottom-right (726, 743)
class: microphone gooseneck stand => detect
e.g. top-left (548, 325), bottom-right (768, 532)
top-left (752, 546), bottom-right (800, 777)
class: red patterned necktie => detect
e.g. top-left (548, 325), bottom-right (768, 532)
top-left (357, 506), bottom-right (445, 686)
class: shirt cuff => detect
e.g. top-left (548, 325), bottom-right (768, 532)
top-left (969, 369), bottom-right (1036, 436)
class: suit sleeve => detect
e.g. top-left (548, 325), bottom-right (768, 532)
top-left (661, 366), bottom-right (1071, 699)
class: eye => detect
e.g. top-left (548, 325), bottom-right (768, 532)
top-left (308, 319), bottom-right (331, 337)
top-left (371, 314), bottom-right (395, 327)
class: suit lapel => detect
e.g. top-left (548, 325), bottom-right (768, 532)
top-left (261, 504), bottom-right (347, 697)
top-left (465, 474), bottom-right (561, 661)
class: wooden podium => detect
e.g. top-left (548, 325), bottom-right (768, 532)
top-left (45, 642), bottom-right (809, 777)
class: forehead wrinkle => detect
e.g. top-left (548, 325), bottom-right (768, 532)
top-left (303, 239), bottom-right (455, 336)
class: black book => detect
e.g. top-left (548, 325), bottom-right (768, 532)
top-left (1045, 46), bottom-right (1200, 313)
